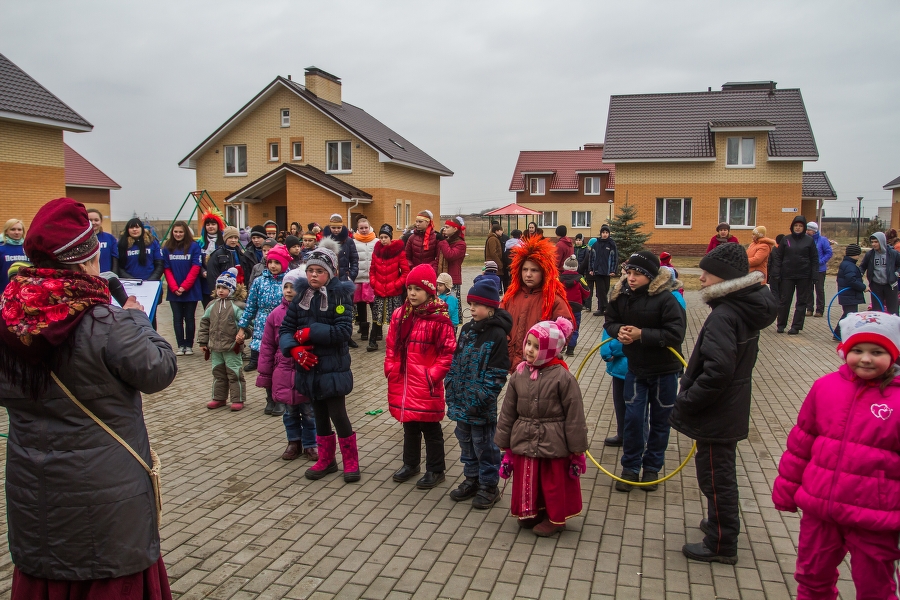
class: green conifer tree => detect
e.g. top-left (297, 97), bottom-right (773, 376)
top-left (607, 200), bottom-right (651, 260)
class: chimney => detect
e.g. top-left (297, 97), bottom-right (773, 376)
top-left (304, 66), bottom-right (341, 105)
top-left (583, 143), bottom-right (604, 150)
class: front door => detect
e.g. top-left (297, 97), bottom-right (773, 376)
top-left (275, 206), bottom-right (287, 235)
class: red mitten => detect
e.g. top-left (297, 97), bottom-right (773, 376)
top-left (203, 348), bottom-right (211, 361)
top-left (499, 451), bottom-right (513, 479)
top-left (569, 453), bottom-right (587, 480)
top-left (293, 328), bottom-right (311, 345)
top-left (290, 345), bottom-right (319, 370)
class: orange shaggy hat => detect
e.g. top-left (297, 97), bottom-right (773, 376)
top-left (505, 235), bottom-right (575, 325)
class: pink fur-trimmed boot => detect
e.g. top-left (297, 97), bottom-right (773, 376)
top-left (338, 432), bottom-right (361, 483)
top-left (305, 434), bottom-right (338, 480)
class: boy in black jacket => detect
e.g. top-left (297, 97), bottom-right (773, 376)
top-left (445, 280), bottom-right (512, 509)
top-left (604, 251), bottom-right (686, 491)
top-left (671, 242), bottom-right (776, 564)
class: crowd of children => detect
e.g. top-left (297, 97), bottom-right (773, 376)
top-left (189, 212), bottom-right (900, 594)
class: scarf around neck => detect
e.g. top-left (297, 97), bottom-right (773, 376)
top-left (394, 296), bottom-right (452, 370)
top-left (0, 267), bottom-right (110, 349)
top-left (4, 237), bottom-right (24, 246)
top-left (517, 356), bottom-right (569, 380)
top-left (355, 231), bottom-right (376, 244)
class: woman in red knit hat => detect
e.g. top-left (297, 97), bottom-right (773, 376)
top-left (385, 263), bottom-right (457, 489)
top-left (0, 198), bottom-right (177, 599)
top-left (437, 216), bottom-right (467, 326)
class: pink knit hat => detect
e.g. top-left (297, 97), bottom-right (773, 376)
top-left (266, 244), bottom-right (291, 273)
top-left (518, 317), bottom-right (574, 379)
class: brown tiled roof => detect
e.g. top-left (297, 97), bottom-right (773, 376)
top-left (225, 163), bottom-right (372, 203)
top-left (802, 171), bottom-right (836, 199)
top-left (603, 86), bottom-right (818, 161)
top-left (64, 144), bottom-right (120, 189)
top-left (180, 77), bottom-right (452, 176)
top-left (708, 119), bottom-right (774, 129)
top-left (509, 146), bottom-right (615, 192)
top-left (884, 175), bottom-right (900, 190)
top-left (0, 52), bottom-right (92, 131)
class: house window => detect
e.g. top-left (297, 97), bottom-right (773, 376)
top-left (584, 177), bottom-right (601, 195)
top-left (529, 177), bottom-right (546, 195)
top-left (327, 141), bottom-right (352, 172)
top-left (655, 198), bottom-right (692, 227)
top-left (224, 145), bottom-right (247, 175)
top-left (539, 211), bottom-right (557, 228)
top-left (269, 142), bottom-right (279, 162)
top-left (281, 109), bottom-right (290, 127)
top-left (396, 203), bottom-right (403, 229)
top-left (292, 141), bottom-right (302, 160)
top-left (719, 198), bottom-right (757, 227)
top-left (726, 137), bottom-right (755, 167)
top-left (405, 203), bottom-right (411, 228)
top-left (571, 211), bottom-right (591, 228)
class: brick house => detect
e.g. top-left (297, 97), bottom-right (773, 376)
top-left (508, 144), bottom-right (616, 237)
top-left (0, 52), bottom-right (93, 228)
top-left (64, 143), bottom-right (120, 233)
top-left (603, 81), bottom-right (829, 255)
top-left (178, 67), bottom-right (452, 232)
top-left (885, 175), bottom-right (900, 230)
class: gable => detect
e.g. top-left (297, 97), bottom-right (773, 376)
top-left (0, 52), bottom-right (92, 132)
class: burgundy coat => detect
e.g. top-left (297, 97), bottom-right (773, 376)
top-left (384, 305), bottom-right (457, 422)
top-left (405, 228), bottom-right (438, 271)
top-left (437, 235), bottom-right (466, 285)
top-left (257, 299), bottom-right (308, 405)
top-left (773, 365), bottom-right (900, 531)
top-left (371, 240), bottom-right (410, 298)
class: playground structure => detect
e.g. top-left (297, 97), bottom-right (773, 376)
top-left (161, 190), bottom-right (230, 243)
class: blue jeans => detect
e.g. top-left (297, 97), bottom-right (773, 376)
top-left (568, 310), bottom-right (582, 349)
top-left (621, 371), bottom-right (680, 473)
top-left (454, 422), bottom-right (501, 487)
top-left (284, 402), bottom-right (317, 449)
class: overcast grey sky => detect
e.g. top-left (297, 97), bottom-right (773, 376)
top-left (2, 0), bottom-right (897, 221)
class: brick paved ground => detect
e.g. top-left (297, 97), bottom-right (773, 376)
top-left (0, 267), bottom-right (863, 599)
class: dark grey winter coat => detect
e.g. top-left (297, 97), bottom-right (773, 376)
top-left (0, 306), bottom-right (177, 580)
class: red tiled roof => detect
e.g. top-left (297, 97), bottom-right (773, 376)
top-left (64, 144), bottom-right (120, 189)
top-left (509, 146), bottom-right (615, 192)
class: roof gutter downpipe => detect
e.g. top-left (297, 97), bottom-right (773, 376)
top-left (347, 197), bottom-right (360, 230)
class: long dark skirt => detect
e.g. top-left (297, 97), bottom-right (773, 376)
top-left (11, 556), bottom-right (172, 600)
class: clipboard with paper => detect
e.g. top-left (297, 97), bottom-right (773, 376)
top-left (110, 280), bottom-right (163, 322)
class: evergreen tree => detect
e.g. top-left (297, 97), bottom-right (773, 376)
top-left (607, 201), bottom-right (651, 259)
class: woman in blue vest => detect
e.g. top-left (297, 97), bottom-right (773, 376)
top-left (163, 221), bottom-right (202, 356)
top-left (0, 219), bottom-right (28, 294)
top-left (118, 217), bottom-right (164, 327)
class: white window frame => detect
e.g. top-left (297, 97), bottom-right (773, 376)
top-left (539, 211), bottom-right (557, 228)
top-left (269, 142), bottom-right (279, 162)
top-left (327, 141), bottom-right (352, 173)
top-left (719, 197), bottom-right (757, 228)
top-left (571, 211), bottom-right (591, 228)
top-left (281, 109), bottom-right (290, 127)
top-left (395, 203), bottom-right (403, 229)
top-left (224, 145), bottom-right (247, 176)
top-left (584, 177), bottom-right (601, 195)
top-left (529, 177), bottom-right (546, 196)
top-left (655, 197), bottom-right (692, 228)
top-left (726, 137), bottom-right (755, 168)
top-left (405, 202), bottom-right (411, 228)
top-left (292, 141), bottom-right (303, 160)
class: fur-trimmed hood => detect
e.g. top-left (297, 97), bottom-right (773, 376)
top-left (373, 239), bottom-right (405, 259)
top-left (699, 271), bottom-right (764, 303)
top-left (329, 226), bottom-right (350, 244)
top-left (700, 270), bottom-right (775, 331)
top-left (609, 266), bottom-right (681, 301)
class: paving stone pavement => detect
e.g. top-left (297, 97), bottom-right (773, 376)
top-left (0, 268), bottom-right (864, 599)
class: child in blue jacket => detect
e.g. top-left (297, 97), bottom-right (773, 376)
top-left (600, 329), bottom-right (627, 447)
top-left (437, 273), bottom-right (460, 328)
top-left (834, 243), bottom-right (866, 340)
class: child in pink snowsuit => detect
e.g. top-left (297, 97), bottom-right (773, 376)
top-left (773, 311), bottom-right (900, 600)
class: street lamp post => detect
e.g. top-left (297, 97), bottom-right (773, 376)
top-left (857, 196), bottom-right (863, 245)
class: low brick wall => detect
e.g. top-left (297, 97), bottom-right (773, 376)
top-left (645, 243), bottom-right (709, 257)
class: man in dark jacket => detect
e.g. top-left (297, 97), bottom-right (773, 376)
top-left (859, 231), bottom-right (900, 315)
top-left (773, 215), bottom-right (818, 334)
top-left (554, 225), bottom-right (574, 271)
top-left (671, 242), bottom-right (776, 565)
top-left (767, 234), bottom-right (784, 302)
top-left (591, 225), bottom-right (618, 316)
top-left (240, 224), bottom-right (266, 277)
top-left (604, 251), bottom-right (686, 491)
top-left (834, 243), bottom-right (866, 339)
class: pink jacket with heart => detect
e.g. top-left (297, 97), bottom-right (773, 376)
top-left (772, 365), bottom-right (900, 531)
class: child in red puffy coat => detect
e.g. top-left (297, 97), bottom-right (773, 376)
top-left (385, 264), bottom-right (457, 490)
top-left (773, 311), bottom-right (900, 599)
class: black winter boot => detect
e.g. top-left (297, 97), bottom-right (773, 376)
top-left (244, 349), bottom-right (258, 372)
top-left (472, 485), bottom-right (501, 509)
top-left (360, 323), bottom-right (370, 341)
top-left (264, 388), bottom-right (274, 415)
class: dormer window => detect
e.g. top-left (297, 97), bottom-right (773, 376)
top-left (726, 137), bottom-right (755, 167)
top-left (529, 177), bottom-right (545, 195)
top-left (281, 109), bottom-right (290, 127)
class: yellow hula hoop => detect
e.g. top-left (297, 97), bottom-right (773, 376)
top-left (575, 339), bottom-right (696, 486)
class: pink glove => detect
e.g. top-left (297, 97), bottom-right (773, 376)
top-left (569, 453), bottom-right (587, 480)
top-left (293, 328), bottom-right (311, 345)
top-left (290, 345), bottom-right (318, 370)
top-left (499, 451), bottom-right (513, 479)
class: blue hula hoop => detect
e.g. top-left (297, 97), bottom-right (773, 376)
top-left (828, 287), bottom-right (885, 340)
